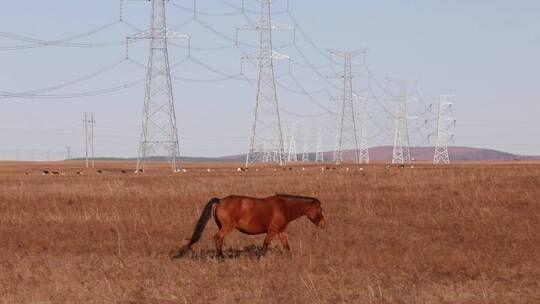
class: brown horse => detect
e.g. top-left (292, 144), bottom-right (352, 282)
top-left (171, 193), bottom-right (325, 259)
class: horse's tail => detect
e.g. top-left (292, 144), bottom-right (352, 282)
top-left (171, 197), bottom-right (220, 259)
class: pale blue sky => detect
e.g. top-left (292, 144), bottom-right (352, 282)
top-left (0, 0), bottom-right (539, 160)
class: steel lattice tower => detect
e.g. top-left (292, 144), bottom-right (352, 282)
top-left (315, 126), bottom-right (324, 162)
top-left (131, 0), bottom-right (190, 173)
top-left (433, 95), bottom-right (455, 164)
top-left (388, 78), bottom-right (411, 164)
top-left (301, 126), bottom-right (310, 162)
top-left (357, 95), bottom-right (370, 164)
top-left (329, 49), bottom-right (367, 164)
top-left (83, 112), bottom-right (95, 168)
top-left (240, 0), bottom-right (291, 167)
top-left (286, 123), bottom-right (298, 162)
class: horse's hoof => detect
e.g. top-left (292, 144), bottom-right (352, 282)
top-left (169, 246), bottom-right (190, 260)
top-left (169, 250), bottom-right (181, 260)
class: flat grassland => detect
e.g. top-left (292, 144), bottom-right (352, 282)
top-left (0, 161), bottom-right (538, 303)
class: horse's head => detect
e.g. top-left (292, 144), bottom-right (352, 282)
top-left (306, 199), bottom-right (326, 228)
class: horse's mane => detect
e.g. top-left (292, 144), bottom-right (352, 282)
top-left (275, 193), bottom-right (321, 205)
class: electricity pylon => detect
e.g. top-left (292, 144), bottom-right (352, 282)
top-left (302, 126), bottom-right (310, 162)
top-left (83, 112), bottom-right (95, 168)
top-left (239, 0), bottom-right (292, 167)
top-left (328, 49), bottom-right (367, 164)
top-left (387, 78), bottom-right (411, 164)
top-left (315, 126), bottom-right (324, 162)
top-left (433, 95), bottom-right (455, 164)
top-left (286, 123), bottom-right (298, 162)
top-left (66, 146), bottom-right (72, 160)
top-left (357, 95), bottom-right (370, 164)
top-left (130, 0), bottom-right (190, 173)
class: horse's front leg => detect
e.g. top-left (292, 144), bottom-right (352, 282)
top-left (261, 225), bottom-right (279, 255)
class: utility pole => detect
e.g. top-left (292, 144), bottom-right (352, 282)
top-left (328, 49), bottom-right (367, 164)
top-left (315, 126), bottom-right (324, 162)
top-left (387, 78), bottom-right (411, 164)
top-left (129, 0), bottom-right (190, 173)
top-left (301, 126), bottom-right (309, 162)
top-left (433, 95), bottom-right (455, 164)
top-left (239, 0), bottom-right (292, 167)
top-left (83, 112), bottom-right (95, 168)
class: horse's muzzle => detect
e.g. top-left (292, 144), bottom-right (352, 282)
top-left (318, 219), bottom-right (326, 229)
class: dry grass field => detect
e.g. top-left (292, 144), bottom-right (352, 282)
top-left (0, 161), bottom-right (538, 303)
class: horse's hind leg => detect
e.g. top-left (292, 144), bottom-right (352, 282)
top-left (278, 232), bottom-right (291, 252)
top-left (214, 224), bottom-right (234, 258)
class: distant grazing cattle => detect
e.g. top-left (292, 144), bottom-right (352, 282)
top-left (121, 170), bottom-right (127, 174)
top-left (42, 170), bottom-right (50, 175)
top-left (97, 170), bottom-right (103, 174)
top-left (76, 171), bottom-right (83, 175)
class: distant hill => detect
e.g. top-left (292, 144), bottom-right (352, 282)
top-left (84, 146), bottom-right (539, 163)
top-left (218, 146), bottom-right (540, 163)
top-left (333, 146), bottom-right (540, 162)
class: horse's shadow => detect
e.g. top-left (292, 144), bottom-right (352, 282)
top-left (170, 244), bottom-right (286, 261)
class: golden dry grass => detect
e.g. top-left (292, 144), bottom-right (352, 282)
top-left (0, 161), bottom-right (538, 303)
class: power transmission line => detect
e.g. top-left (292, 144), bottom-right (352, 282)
top-left (387, 78), bottom-right (412, 164)
top-left (433, 95), bottom-right (455, 164)
top-left (0, 20), bottom-right (142, 50)
top-left (240, 0), bottom-right (292, 166)
top-left (83, 112), bottom-right (95, 168)
top-left (66, 146), bottom-right (72, 160)
top-left (130, 0), bottom-right (190, 173)
top-left (0, 58), bottom-right (130, 99)
top-left (329, 48), bottom-right (367, 164)
top-left (357, 95), bottom-right (370, 164)
top-left (315, 126), bottom-right (324, 162)
top-left (286, 123), bottom-right (297, 162)
top-left (301, 126), bottom-right (309, 162)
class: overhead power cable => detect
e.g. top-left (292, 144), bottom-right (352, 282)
top-left (0, 20), bottom-right (139, 50)
top-left (218, 0), bottom-right (288, 15)
top-left (0, 58), bottom-right (129, 99)
top-left (169, 1), bottom-right (242, 17)
top-left (0, 78), bottom-right (144, 99)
